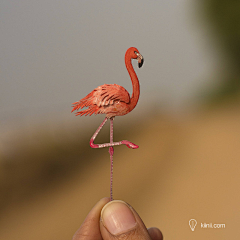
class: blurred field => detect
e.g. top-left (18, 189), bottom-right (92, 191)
top-left (0, 100), bottom-right (239, 240)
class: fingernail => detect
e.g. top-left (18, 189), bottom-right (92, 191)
top-left (101, 200), bottom-right (137, 235)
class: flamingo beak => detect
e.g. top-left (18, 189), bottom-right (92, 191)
top-left (136, 53), bottom-right (144, 68)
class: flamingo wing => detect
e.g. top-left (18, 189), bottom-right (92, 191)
top-left (72, 84), bottom-right (130, 116)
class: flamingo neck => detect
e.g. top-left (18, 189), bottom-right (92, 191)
top-left (125, 56), bottom-right (140, 112)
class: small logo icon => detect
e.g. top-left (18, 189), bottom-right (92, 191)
top-left (189, 219), bottom-right (197, 231)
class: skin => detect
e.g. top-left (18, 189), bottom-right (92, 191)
top-left (72, 198), bottom-right (163, 240)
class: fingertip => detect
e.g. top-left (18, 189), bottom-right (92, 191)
top-left (100, 200), bottom-right (155, 240)
top-left (148, 227), bottom-right (163, 240)
top-left (101, 200), bottom-right (137, 235)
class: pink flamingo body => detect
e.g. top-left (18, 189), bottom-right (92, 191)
top-left (72, 83), bottom-right (131, 119)
top-left (71, 47), bottom-right (144, 200)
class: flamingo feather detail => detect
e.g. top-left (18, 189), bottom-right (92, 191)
top-left (71, 84), bottom-right (130, 118)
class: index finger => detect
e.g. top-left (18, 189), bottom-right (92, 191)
top-left (72, 197), bottom-right (110, 240)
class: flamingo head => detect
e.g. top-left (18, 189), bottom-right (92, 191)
top-left (126, 47), bottom-right (144, 68)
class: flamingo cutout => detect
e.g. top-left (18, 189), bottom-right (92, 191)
top-left (71, 47), bottom-right (144, 200)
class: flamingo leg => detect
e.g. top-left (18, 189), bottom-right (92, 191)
top-left (109, 117), bottom-right (114, 201)
top-left (89, 118), bottom-right (139, 149)
top-left (89, 117), bottom-right (138, 201)
top-left (89, 117), bottom-right (108, 146)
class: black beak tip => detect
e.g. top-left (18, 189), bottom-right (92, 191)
top-left (138, 58), bottom-right (144, 68)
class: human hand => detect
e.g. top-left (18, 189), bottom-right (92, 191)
top-left (72, 197), bottom-right (163, 240)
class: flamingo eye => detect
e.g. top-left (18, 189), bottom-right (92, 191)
top-left (134, 51), bottom-right (140, 58)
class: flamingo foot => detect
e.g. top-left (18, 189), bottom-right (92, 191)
top-left (90, 139), bottom-right (139, 149)
top-left (109, 146), bottom-right (114, 155)
top-left (121, 140), bottom-right (139, 149)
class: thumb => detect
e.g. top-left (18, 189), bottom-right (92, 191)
top-left (100, 200), bottom-right (154, 240)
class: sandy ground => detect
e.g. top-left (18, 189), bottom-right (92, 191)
top-left (0, 103), bottom-right (239, 240)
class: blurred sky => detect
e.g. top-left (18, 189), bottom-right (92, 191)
top-left (1, 0), bottom-right (218, 124)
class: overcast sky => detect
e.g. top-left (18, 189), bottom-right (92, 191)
top-left (1, 0), bottom-right (217, 123)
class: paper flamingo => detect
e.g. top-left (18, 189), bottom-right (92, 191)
top-left (72, 47), bottom-right (144, 200)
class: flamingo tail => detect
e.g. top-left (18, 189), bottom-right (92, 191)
top-left (71, 92), bottom-right (100, 116)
